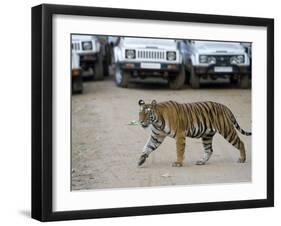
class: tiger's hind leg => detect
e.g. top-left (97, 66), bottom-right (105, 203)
top-left (196, 133), bottom-right (215, 165)
top-left (223, 129), bottom-right (246, 163)
top-left (236, 141), bottom-right (246, 163)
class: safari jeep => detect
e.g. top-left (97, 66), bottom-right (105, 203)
top-left (183, 40), bottom-right (251, 88)
top-left (113, 37), bottom-right (185, 89)
top-left (72, 35), bottom-right (104, 80)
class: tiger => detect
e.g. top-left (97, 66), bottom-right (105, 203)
top-left (137, 99), bottom-right (251, 167)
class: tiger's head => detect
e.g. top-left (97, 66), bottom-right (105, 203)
top-left (138, 99), bottom-right (157, 128)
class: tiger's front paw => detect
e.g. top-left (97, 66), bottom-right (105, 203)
top-left (172, 162), bottom-right (183, 167)
top-left (138, 153), bottom-right (148, 166)
top-left (237, 158), bottom-right (246, 163)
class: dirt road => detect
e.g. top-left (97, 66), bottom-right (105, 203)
top-left (71, 78), bottom-right (251, 190)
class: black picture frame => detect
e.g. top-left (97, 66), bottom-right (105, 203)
top-left (31, 3), bottom-right (274, 222)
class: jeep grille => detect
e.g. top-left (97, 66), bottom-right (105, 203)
top-left (214, 55), bottom-right (231, 66)
top-left (72, 42), bottom-right (80, 51)
top-left (137, 50), bottom-right (165, 60)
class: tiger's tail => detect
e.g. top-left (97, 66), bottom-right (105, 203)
top-left (226, 107), bottom-right (252, 136)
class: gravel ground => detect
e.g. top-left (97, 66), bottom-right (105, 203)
top-left (71, 77), bottom-right (251, 190)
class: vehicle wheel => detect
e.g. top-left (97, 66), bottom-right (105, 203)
top-left (168, 67), bottom-right (185, 89)
top-left (230, 76), bottom-right (239, 85)
top-left (239, 74), bottom-right (250, 89)
top-left (114, 65), bottom-right (130, 88)
top-left (74, 88), bottom-right (83, 94)
top-left (72, 79), bottom-right (83, 94)
top-left (94, 54), bottom-right (104, 80)
top-left (103, 44), bottom-right (111, 77)
top-left (103, 62), bottom-right (109, 77)
top-left (190, 66), bottom-right (200, 89)
top-left (185, 70), bottom-right (191, 84)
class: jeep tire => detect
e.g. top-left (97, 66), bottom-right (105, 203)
top-left (239, 74), bottom-right (250, 89)
top-left (72, 76), bottom-right (83, 94)
top-left (114, 65), bottom-right (130, 88)
top-left (168, 66), bottom-right (185, 89)
top-left (190, 66), bottom-right (200, 89)
top-left (230, 76), bottom-right (239, 85)
top-left (94, 53), bottom-right (104, 80)
top-left (102, 44), bottom-right (111, 76)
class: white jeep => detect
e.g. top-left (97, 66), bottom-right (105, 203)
top-left (113, 37), bottom-right (185, 89)
top-left (182, 40), bottom-right (251, 88)
top-left (72, 35), bottom-right (104, 80)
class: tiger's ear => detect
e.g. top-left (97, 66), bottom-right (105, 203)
top-left (138, 99), bottom-right (145, 106)
top-left (151, 100), bottom-right (157, 107)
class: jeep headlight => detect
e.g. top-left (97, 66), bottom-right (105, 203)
top-left (199, 55), bottom-right (208, 63)
top-left (230, 55), bottom-right (244, 64)
top-left (199, 55), bottom-right (216, 64)
top-left (82, 41), bottom-right (93, 50)
top-left (166, 51), bottom-right (176, 61)
top-left (125, 49), bottom-right (136, 59)
top-left (208, 56), bottom-right (216, 64)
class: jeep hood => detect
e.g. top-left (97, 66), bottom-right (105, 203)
top-left (193, 41), bottom-right (245, 54)
top-left (122, 38), bottom-right (177, 50)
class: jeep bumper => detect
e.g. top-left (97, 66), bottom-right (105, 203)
top-left (80, 53), bottom-right (99, 63)
top-left (119, 62), bottom-right (181, 72)
top-left (193, 65), bottom-right (250, 75)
